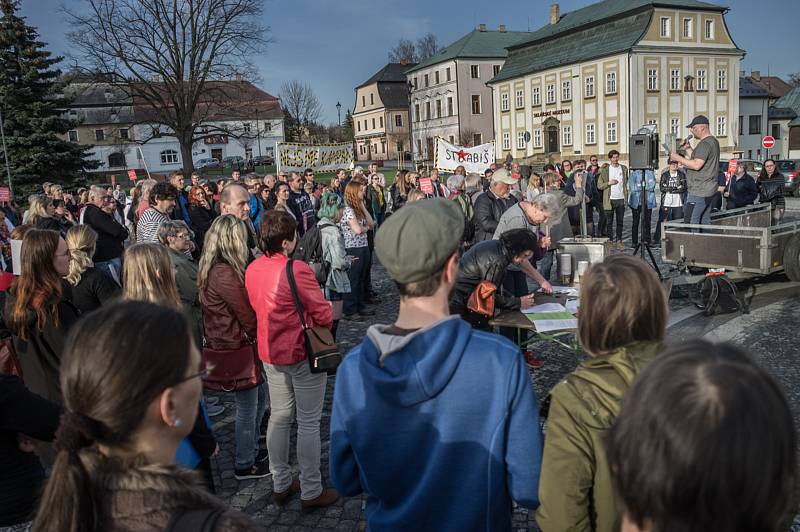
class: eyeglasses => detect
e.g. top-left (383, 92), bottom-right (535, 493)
top-left (175, 233), bottom-right (191, 240)
top-left (175, 363), bottom-right (214, 385)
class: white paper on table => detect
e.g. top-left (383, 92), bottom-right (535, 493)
top-left (540, 286), bottom-right (579, 296)
top-left (565, 299), bottom-right (580, 314)
top-left (533, 319), bottom-right (578, 332)
top-left (521, 302), bottom-right (568, 314)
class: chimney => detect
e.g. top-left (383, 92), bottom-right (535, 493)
top-left (751, 70), bottom-right (761, 81)
top-left (550, 4), bottom-right (560, 25)
top-left (234, 73), bottom-right (242, 81)
top-left (498, 24), bottom-right (506, 33)
top-left (399, 58), bottom-right (409, 66)
top-left (477, 23), bottom-right (487, 32)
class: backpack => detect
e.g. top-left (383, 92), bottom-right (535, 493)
top-left (694, 274), bottom-right (752, 316)
top-left (291, 223), bottom-right (331, 286)
top-left (454, 194), bottom-right (476, 244)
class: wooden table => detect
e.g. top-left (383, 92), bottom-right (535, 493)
top-left (489, 293), bottom-right (581, 354)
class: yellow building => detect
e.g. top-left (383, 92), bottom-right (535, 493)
top-left (489, 0), bottom-right (745, 166)
top-left (353, 63), bottom-right (414, 162)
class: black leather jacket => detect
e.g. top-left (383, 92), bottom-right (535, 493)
top-left (449, 240), bottom-right (520, 316)
top-left (473, 190), bottom-right (517, 242)
top-left (758, 173), bottom-right (785, 207)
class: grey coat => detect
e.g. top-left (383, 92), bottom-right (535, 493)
top-left (547, 187), bottom-right (584, 249)
top-left (320, 220), bottom-right (351, 294)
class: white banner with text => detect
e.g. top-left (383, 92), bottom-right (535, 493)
top-left (434, 137), bottom-right (495, 174)
top-left (276, 142), bottom-right (354, 173)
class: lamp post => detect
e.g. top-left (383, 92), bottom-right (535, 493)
top-left (255, 107), bottom-right (262, 158)
top-left (336, 101), bottom-right (342, 127)
top-left (0, 105), bottom-right (14, 199)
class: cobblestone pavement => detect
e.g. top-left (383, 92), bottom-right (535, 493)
top-left (206, 209), bottom-right (799, 531)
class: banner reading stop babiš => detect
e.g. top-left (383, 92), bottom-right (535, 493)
top-left (434, 137), bottom-right (495, 174)
top-left (276, 142), bottom-right (354, 173)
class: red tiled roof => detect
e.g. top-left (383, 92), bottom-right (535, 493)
top-left (748, 76), bottom-right (792, 99)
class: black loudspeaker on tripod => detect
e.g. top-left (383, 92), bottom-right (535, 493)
top-left (629, 127), bottom-right (662, 279)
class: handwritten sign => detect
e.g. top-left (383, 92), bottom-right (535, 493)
top-left (276, 142), bottom-right (354, 173)
top-left (127, 169), bottom-right (137, 181)
top-left (0, 187), bottom-right (10, 202)
top-left (419, 178), bottom-right (434, 195)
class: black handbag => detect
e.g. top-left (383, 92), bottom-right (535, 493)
top-left (285, 260), bottom-right (342, 375)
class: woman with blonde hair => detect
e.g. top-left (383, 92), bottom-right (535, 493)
top-left (27, 195), bottom-right (62, 234)
top-left (339, 180), bottom-right (373, 320)
top-left (121, 243), bottom-right (181, 309)
top-left (197, 215), bottom-right (268, 480)
top-left (64, 225), bottom-right (119, 314)
top-left (536, 255), bottom-right (667, 532)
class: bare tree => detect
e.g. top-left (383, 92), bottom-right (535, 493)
top-left (65, 0), bottom-right (269, 173)
top-left (459, 128), bottom-right (479, 147)
top-left (388, 38), bottom-right (416, 63)
top-left (416, 33), bottom-right (440, 62)
top-left (280, 80), bottom-right (322, 127)
top-left (790, 72), bottom-right (800, 88)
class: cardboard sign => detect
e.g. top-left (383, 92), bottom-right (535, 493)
top-left (127, 169), bottom-right (137, 181)
top-left (111, 175), bottom-right (117, 187)
top-left (0, 187), bottom-right (10, 202)
top-left (419, 177), bottom-right (434, 195)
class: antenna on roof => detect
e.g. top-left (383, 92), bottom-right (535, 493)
top-left (528, 16), bottom-right (531, 31)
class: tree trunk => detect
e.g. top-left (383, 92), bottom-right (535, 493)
top-left (178, 132), bottom-right (195, 175)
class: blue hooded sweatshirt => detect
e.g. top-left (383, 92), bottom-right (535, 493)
top-left (330, 316), bottom-right (543, 532)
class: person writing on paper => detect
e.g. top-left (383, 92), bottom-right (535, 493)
top-left (536, 255), bottom-right (666, 532)
top-left (450, 229), bottom-right (541, 330)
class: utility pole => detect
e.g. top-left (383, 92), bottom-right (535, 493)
top-left (0, 105), bottom-right (14, 199)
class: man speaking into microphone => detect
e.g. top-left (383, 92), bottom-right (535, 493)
top-left (669, 115), bottom-right (720, 228)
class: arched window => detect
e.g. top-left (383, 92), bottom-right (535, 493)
top-left (108, 152), bottom-right (126, 168)
top-left (160, 149), bottom-right (179, 164)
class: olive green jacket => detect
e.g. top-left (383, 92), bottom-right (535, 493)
top-left (536, 341), bottom-right (662, 532)
top-left (168, 248), bottom-right (204, 348)
top-left (596, 164), bottom-right (629, 211)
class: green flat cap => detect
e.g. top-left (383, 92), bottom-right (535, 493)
top-left (375, 198), bottom-right (464, 284)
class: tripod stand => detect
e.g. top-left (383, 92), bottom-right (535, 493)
top-left (630, 168), bottom-right (662, 280)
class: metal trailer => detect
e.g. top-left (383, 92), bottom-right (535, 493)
top-left (662, 203), bottom-right (800, 282)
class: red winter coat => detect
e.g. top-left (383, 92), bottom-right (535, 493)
top-left (245, 253), bottom-right (332, 366)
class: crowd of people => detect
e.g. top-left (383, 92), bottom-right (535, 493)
top-left (0, 127), bottom-right (796, 532)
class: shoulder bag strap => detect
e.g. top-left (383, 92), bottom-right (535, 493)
top-left (285, 259), bottom-right (308, 329)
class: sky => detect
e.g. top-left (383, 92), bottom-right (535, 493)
top-left (19, 0), bottom-right (800, 125)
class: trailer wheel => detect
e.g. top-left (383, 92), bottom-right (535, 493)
top-left (784, 234), bottom-right (800, 282)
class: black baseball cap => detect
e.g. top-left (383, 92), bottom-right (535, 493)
top-left (687, 115), bottom-right (709, 128)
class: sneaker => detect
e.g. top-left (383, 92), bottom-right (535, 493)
top-left (255, 448), bottom-right (269, 463)
top-left (206, 403), bottom-right (225, 417)
top-left (342, 313), bottom-right (363, 321)
top-left (300, 488), bottom-right (340, 511)
top-left (274, 478), bottom-right (300, 506)
top-left (234, 462), bottom-right (270, 480)
top-left (523, 351), bottom-right (544, 369)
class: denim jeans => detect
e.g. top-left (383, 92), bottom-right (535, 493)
top-left (537, 250), bottom-right (556, 283)
top-left (685, 194), bottom-right (715, 231)
top-left (265, 361), bottom-right (327, 500)
top-left (94, 256), bottom-right (122, 286)
top-left (343, 246), bottom-right (369, 315)
top-left (234, 381), bottom-right (268, 470)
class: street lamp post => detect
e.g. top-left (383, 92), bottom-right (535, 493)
top-left (255, 107), bottom-right (262, 158)
top-left (0, 105), bottom-right (14, 199)
top-left (336, 101), bottom-right (342, 127)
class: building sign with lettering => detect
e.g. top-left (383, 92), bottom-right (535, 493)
top-left (533, 108), bottom-right (571, 118)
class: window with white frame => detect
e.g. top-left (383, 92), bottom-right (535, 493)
top-left (446, 67), bottom-right (451, 81)
top-left (370, 94), bottom-right (374, 105)
top-left (696, 68), bottom-right (707, 91)
top-left (517, 131), bottom-right (526, 149)
top-left (436, 99), bottom-right (442, 118)
top-left (119, 128), bottom-right (129, 140)
top-left (515, 89), bottom-right (524, 109)
top-left (493, 65), bottom-right (501, 77)
top-left (683, 17), bottom-right (693, 38)
top-left (160, 149), bottom-right (179, 164)
top-left (562, 125), bottom-right (572, 146)
top-left (562, 80), bottom-right (571, 101)
top-left (470, 65), bottom-right (480, 79)
top-left (534, 128), bottom-right (542, 148)
top-left (425, 102), bottom-right (431, 120)
top-left (447, 97), bottom-right (453, 116)
top-left (471, 95), bottom-right (481, 114)
top-left (716, 116), bottom-right (727, 136)
top-left (379, 116), bottom-right (384, 128)
top-left (532, 86), bottom-right (541, 106)
top-left (501, 92), bottom-right (510, 111)
top-left (717, 69), bottom-right (727, 90)
top-left (647, 68), bottom-right (659, 91)
top-left (670, 117), bottom-right (680, 135)
top-left (546, 83), bottom-right (555, 103)
top-left (606, 121), bottom-right (617, 143)
top-left (585, 75), bottom-right (595, 97)
top-left (670, 68), bottom-right (681, 90)
top-left (68, 130), bottom-right (79, 142)
top-left (704, 19), bottom-right (714, 39)
top-left (95, 129), bottom-right (105, 141)
top-left (647, 119), bottom-right (658, 131)
top-left (660, 17), bottom-right (671, 38)
top-left (414, 104), bottom-right (420, 122)
top-left (502, 132), bottom-right (511, 150)
top-left (605, 72), bottom-right (617, 94)
top-left (435, 71), bottom-right (440, 84)
top-left (473, 133), bottom-right (483, 145)
top-left (424, 74), bottom-right (429, 87)
top-left (395, 114), bottom-right (403, 127)
top-left (586, 123), bottom-right (596, 144)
